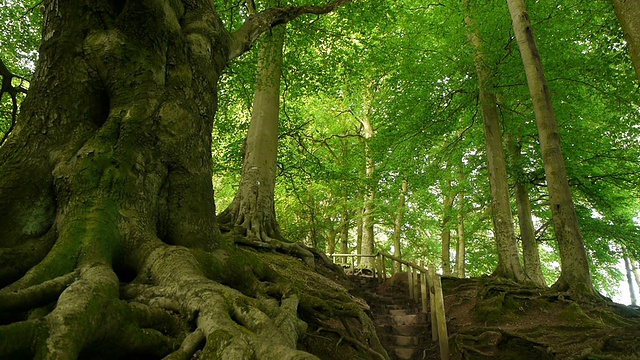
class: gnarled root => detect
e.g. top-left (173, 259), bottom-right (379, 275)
top-left (1, 226), bottom-right (384, 359)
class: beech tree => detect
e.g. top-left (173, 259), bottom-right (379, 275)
top-left (216, 20), bottom-right (315, 262)
top-left (465, 4), bottom-right (526, 282)
top-left (611, 0), bottom-right (640, 83)
top-left (0, 1), bottom-right (393, 359)
top-left (506, 0), bottom-right (596, 296)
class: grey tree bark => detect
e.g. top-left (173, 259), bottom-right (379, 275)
top-left (218, 25), bottom-right (285, 242)
top-left (440, 175), bottom-right (454, 276)
top-left (611, 0), bottom-right (640, 84)
top-left (466, 8), bottom-right (526, 282)
top-left (455, 187), bottom-right (466, 278)
top-left (625, 256), bottom-right (638, 306)
top-left (507, 136), bottom-right (547, 287)
top-left (360, 94), bottom-right (376, 268)
top-left (507, 0), bottom-right (596, 296)
top-left (392, 177), bottom-right (408, 273)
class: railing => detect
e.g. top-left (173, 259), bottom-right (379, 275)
top-left (329, 252), bottom-right (449, 360)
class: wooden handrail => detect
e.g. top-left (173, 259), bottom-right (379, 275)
top-left (328, 252), bottom-right (449, 360)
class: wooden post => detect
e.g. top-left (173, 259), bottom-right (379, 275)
top-left (372, 256), bottom-right (377, 280)
top-left (428, 266), bottom-right (437, 341)
top-left (380, 254), bottom-right (387, 280)
top-left (389, 257), bottom-right (395, 277)
top-left (350, 255), bottom-right (355, 275)
top-left (420, 261), bottom-right (428, 314)
top-left (434, 273), bottom-right (449, 360)
top-left (408, 266), bottom-right (414, 300)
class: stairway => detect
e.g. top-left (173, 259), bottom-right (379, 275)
top-left (353, 275), bottom-right (431, 360)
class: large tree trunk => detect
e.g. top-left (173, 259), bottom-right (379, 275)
top-left (218, 24), bottom-right (285, 242)
top-left (392, 177), bottom-right (408, 273)
top-left (507, 0), bottom-right (596, 297)
top-left (611, 0), bottom-right (640, 84)
top-left (507, 136), bottom-right (547, 287)
top-left (0, 1), bottom-right (385, 359)
top-left (466, 9), bottom-right (526, 282)
top-left (440, 175), bottom-right (454, 276)
top-left (220, 22), bottom-right (316, 265)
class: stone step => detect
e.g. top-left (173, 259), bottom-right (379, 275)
top-left (392, 324), bottom-right (426, 336)
top-left (394, 347), bottom-right (416, 360)
top-left (382, 334), bottom-right (419, 346)
top-left (392, 314), bottom-right (421, 326)
top-left (389, 309), bottom-right (407, 316)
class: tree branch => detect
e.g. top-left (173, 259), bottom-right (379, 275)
top-left (228, 0), bottom-right (351, 61)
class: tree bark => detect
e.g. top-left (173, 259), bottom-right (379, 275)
top-left (507, 0), bottom-right (596, 296)
top-left (356, 201), bottom-right (363, 255)
top-left (392, 177), bottom-right (408, 273)
top-left (326, 225), bottom-right (337, 255)
top-left (466, 8), bottom-right (526, 282)
top-left (632, 260), bottom-right (640, 296)
top-left (218, 24), bottom-right (285, 242)
top-left (339, 188), bottom-right (350, 262)
top-left (625, 256), bottom-right (638, 306)
top-left (455, 187), bottom-right (466, 278)
top-left (0, 1), bottom-right (380, 359)
top-left (507, 136), bottom-right (547, 287)
top-left (360, 99), bottom-right (376, 268)
top-left (611, 0), bottom-right (640, 84)
top-left (440, 175), bottom-right (454, 276)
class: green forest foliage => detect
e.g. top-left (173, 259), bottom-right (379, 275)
top-left (3, 0), bottom-right (640, 298)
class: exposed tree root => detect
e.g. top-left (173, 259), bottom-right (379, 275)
top-left (1, 225), bottom-right (383, 359)
top-left (0, 271), bottom-right (77, 312)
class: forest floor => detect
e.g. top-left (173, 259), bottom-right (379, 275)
top-left (349, 273), bottom-right (640, 360)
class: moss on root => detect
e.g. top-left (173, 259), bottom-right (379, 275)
top-left (444, 276), bottom-right (640, 360)
top-left (0, 231), bottom-right (387, 360)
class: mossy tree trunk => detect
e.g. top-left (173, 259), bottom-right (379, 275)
top-left (216, 23), bottom-right (315, 264)
top-left (466, 7), bottom-right (526, 282)
top-left (611, 0), bottom-right (640, 84)
top-left (506, 0), bottom-right (596, 297)
top-left (0, 1), bottom-right (389, 359)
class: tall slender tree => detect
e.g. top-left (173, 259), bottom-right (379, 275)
top-left (507, 135), bottom-right (547, 286)
top-left (440, 173), bottom-right (454, 276)
top-left (455, 184), bottom-right (466, 278)
top-left (466, 5), bottom-right (526, 281)
top-left (360, 89), bottom-right (376, 267)
top-left (506, 0), bottom-right (596, 296)
top-left (218, 23), bottom-right (286, 242)
top-left (625, 256), bottom-right (638, 306)
top-left (392, 177), bottom-right (408, 273)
